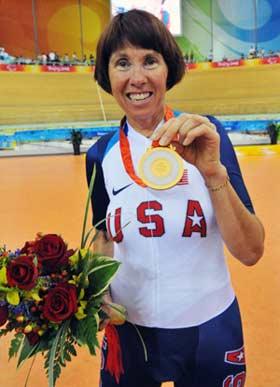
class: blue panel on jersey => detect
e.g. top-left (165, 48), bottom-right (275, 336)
top-left (207, 116), bottom-right (255, 214)
top-left (86, 130), bottom-right (117, 229)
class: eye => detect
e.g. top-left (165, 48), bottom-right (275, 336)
top-left (116, 57), bottom-right (130, 70)
top-left (144, 55), bottom-right (158, 68)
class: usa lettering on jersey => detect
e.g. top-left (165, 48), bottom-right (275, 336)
top-left (107, 199), bottom-right (207, 241)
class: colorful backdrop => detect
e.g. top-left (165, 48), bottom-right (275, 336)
top-left (1, 0), bottom-right (280, 61)
top-left (0, 0), bottom-right (109, 59)
top-left (180, 0), bottom-right (280, 61)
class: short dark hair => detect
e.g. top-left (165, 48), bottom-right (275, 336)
top-left (94, 9), bottom-right (186, 94)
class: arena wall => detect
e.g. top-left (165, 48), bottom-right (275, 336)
top-left (1, 64), bottom-right (280, 126)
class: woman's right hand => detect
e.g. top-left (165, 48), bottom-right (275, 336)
top-left (99, 291), bottom-right (126, 331)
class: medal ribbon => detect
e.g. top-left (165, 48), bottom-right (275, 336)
top-left (119, 106), bottom-right (174, 187)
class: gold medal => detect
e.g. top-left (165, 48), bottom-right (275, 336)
top-left (138, 146), bottom-right (184, 190)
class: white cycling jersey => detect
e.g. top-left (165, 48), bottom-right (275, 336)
top-left (86, 113), bottom-right (254, 328)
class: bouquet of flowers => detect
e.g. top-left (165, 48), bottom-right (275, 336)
top-left (0, 166), bottom-right (126, 386)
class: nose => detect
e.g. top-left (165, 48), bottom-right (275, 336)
top-left (129, 64), bottom-right (147, 87)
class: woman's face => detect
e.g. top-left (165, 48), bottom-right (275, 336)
top-left (108, 45), bottom-right (168, 128)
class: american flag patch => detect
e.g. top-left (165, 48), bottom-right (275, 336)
top-left (177, 169), bottom-right (189, 185)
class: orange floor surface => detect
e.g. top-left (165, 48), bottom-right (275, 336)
top-left (0, 151), bottom-right (279, 387)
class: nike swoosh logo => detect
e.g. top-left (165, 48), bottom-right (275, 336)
top-left (112, 183), bottom-right (133, 196)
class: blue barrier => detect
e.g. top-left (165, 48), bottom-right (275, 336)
top-left (0, 134), bottom-right (14, 149)
top-left (223, 119), bottom-right (280, 132)
top-left (0, 126), bottom-right (118, 148)
top-left (0, 119), bottom-right (279, 149)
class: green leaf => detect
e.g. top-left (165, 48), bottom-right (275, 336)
top-left (24, 289), bottom-right (42, 302)
top-left (93, 312), bottom-right (100, 332)
top-left (87, 255), bottom-right (120, 275)
top-left (85, 302), bottom-right (99, 317)
top-left (59, 338), bottom-right (77, 368)
top-left (9, 333), bottom-right (24, 359)
top-left (17, 337), bottom-right (40, 368)
top-left (0, 266), bottom-right (7, 284)
top-left (59, 358), bottom-right (66, 367)
top-left (69, 248), bottom-right (88, 269)
top-left (103, 302), bottom-right (126, 325)
top-left (69, 250), bottom-right (79, 267)
top-left (64, 351), bottom-right (71, 362)
top-left (58, 320), bottom-right (70, 366)
top-left (0, 327), bottom-right (10, 337)
top-left (87, 256), bottom-right (121, 297)
top-left (48, 324), bottom-right (64, 387)
top-left (0, 285), bottom-right (13, 293)
top-left (66, 343), bottom-right (77, 357)
top-left (7, 290), bottom-right (20, 305)
top-left (53, 363), bottom-right (61, 384)
top-left (76, 250), bottom-right (97, 291)
top-left (76, 315), bottom-right (99, 355)
top-left (75, 301), bottom-right (87, 320)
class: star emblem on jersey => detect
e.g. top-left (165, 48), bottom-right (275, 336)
top-left (224, 346), bottom-right (246, 365)
top-left (112, 183), bottom-right (133, 196)
top-left (188, 213), bottom-right (204, 227)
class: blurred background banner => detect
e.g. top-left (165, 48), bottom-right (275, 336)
top-left (0, 0), bottom-right (109, 60)
top-left (1, 0), bottom-right (280, 62)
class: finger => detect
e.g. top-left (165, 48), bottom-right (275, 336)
top-left (151, 114), bottom-right (215, 144)
top-left (179, 120), bottom-right (216, 144)
top-left (153, 114), bottom-right (193, 141)
top-left (158, 123), bottom-right (181, 146)
top-left (177, 115), bottom-right (216, 133)
top-left (182, 123), bottom-right (219, 146)
top-left (177, 118), bottom-right (201, 143)
top-left (151, 117), bottom-right (178, 144)
top-left (99, 318), bottom-right (110, 331)
top-left (155, 115), bottom-right (193, 146)
top-left (101, 304), bottom-right (112, 317)
top-left (185, 114), bottom-right (212, 126)
top-left (175, 113), bottom-right (214, 129)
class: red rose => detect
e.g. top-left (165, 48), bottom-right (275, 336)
top-left (21, 240), bottom-right (37, 255)
top-left (26, 331), bottom-right (40, 346)
top-left (33, 234), bottom-right (71, 273)
top-left (0, 304), bottom-right (8, 326)
top-left (43, 283), bottom-right (77, 323)
top-left (7, 256), bottom-right (38, 290)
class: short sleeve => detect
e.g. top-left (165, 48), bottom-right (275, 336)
top-left (207, 115), bottom-right (255, 214)
top-left (86, 132), bottom-right (116, 230)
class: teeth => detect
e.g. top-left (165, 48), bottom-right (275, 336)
top-left (128, 92), bottom-right (150, 101)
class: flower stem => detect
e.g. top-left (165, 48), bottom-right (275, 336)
top-left (133, 324), bottom-right (148, 362)
top-left (81, 164), bottom-right (96, 248)
top-left (24, 354), bottom-right (37, 387)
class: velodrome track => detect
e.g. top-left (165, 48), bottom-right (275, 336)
top-left (1, 63), bottom-right (280, 126)
top-left (0, 148), bottom-right (279, 387)
top-left (0, 65), bottom-right (280, 386)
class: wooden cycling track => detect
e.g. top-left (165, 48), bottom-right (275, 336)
top-left (0, 147), bottom-right (279, 387)
top-left (1, 63), bottom-right (280, 125)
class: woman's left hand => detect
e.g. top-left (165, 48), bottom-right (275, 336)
top-left (151, 113), bottom-right (223, 179)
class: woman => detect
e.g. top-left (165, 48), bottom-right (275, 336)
top-left (86, 9), bottom-right (264, 387)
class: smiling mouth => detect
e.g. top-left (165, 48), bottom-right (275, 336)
top-left (127, 92), bottom-right (152, 101)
